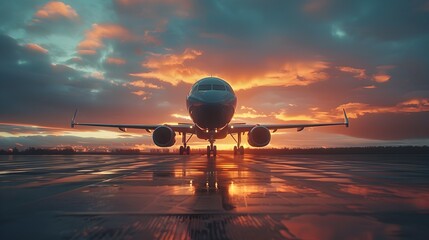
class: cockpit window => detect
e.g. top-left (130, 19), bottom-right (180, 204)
top-left (198, 84), bottom-right (211, 91)
top-left (213, 84), bottom-right (226, 91)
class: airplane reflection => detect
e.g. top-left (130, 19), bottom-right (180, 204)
top-left (192, 156), bottom-right (236, 211)
top-left (150, 155), bottom-right (259, 212)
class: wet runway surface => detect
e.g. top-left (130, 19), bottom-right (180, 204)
top-left (1, 154), bottom-right (428, 239)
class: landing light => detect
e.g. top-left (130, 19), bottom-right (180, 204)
top-left (230, 125), bottom-right (234, 129)
top-left (190, 126), bottom-right (193, 129)
top-left (215, 129), bottom-right (218, 133)
top-left (206, 129), bottom-right (209, 133)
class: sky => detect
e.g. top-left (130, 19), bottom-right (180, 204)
top-left (1, 0), bottom-right (429, 150)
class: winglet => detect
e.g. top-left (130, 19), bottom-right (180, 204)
top-left (343, 109), bottom-right (349, 127)
top-left (71, 109), bottom-right (78, 128)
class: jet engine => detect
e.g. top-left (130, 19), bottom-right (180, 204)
top-left (247, 126), bottom-right (271, 147)
top-left (153, 126), bottom-right (176, 147)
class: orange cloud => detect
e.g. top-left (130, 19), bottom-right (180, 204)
top-left (106, 57), bottom-right (126, 65)
top-left (337, 66), bottom-right (367, 79)
top-left (132, 90), bottom-right (146, 96)
top-left (132, 90), bottom-right (151, 100)
top-left (233, 61), bottom-right (330, 90)
top-left (372, 74), bottom-right (390, 83)
top-left (372, 65), bottom-right (394, 83)
top-left (77, 50), bottom-right (97, 55)
top-left (144, 49), bottom-right (202, 68)
top-left (77, 24), bottom-right (134, 55)
top-left (25, 43), bottom-right (48, 54)
top-left (171, 113), bottom-right (192, 121)
top-left (127, 80), bottom-right (162, 89)
top-left (234, 106), bottom-right (268, 119)
top-left (130, 49), bottom-right (207, 85)
top-left (275, 112), bottom-right (318, 122)
top-left (337, 98), bottom-right (429, 118)
top-left (274, 109), bottom-right (335, 123)
top-left (34, 1), bottom-right (78, 20)
top-left (253, 98), bottom-right (429, 125)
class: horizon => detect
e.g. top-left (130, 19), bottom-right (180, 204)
top-left (1, 1), bottom-right (429, 150)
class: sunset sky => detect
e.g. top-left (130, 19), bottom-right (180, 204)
top-left (1, 0), bottom-right (429, 150)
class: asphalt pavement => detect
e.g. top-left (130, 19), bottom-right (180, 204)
top-left (1, 154), bottom-right (428, 239)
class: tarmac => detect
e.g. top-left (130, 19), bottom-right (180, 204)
top-left (0, 154), bottom-right (428, 239)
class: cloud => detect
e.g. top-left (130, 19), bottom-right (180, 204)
top-left (234, 106), bottom-right (268, 120)
top-left (337, 65), bottom-right (394, 84)
top-left (25, 43), bottom-right (48, 54)
top-left (106, 57), bottom-right (126, 65)
top-left (337, 98), bottom-right (429, 119)
top-left (34, 1), bottom-right (79, 21)
top-left (372, 65), bottom-right (394, 83)
top-left (372, 74), bottom-right (390, 83)
top-left (77, 24), bottom-right (135, 55)
top-left (25, 1), bottom-right (80, 35)
top-left (337, 66), bottom-right (367, 79)
top-left (237, 61), bottom-right (330, 90)
top-left (132, 47), bottom-right (330, 89)
top-left (130, 48), bottom-right (207, 85)
top-left (126, 80), bottom-right (162, 89)
top-left (171, 113), bottom-right (192, 121)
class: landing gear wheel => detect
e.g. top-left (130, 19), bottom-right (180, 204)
top-left (239, 146), bottom-right (244, 155)
top-left (233, 146), bottom-right (237, 155)
top-left (207, 146), bottom-right (211, 157)
top-left (213, 146), bottom-right (217, 157)
top-left (186, 146), bottom-right (190, 155)
top-left (179, 146), bottom-right (184, 155)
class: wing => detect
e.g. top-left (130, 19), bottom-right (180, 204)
top-left (70, 109), bottom-right (195, 133)
top-left (229, 109), bottom-right (349, 133)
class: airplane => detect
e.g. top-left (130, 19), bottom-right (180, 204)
top-left (71, 77), bottom-right (349, 157)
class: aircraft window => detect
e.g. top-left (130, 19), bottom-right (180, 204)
top-left (213, 84), bottom-right (226, 91)
top-left (198, 84), bottom-right (211, 91)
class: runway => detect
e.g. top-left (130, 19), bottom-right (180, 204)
top-left (1, 154), bottom-right (428, 239)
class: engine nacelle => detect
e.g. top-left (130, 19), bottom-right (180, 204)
top-left (152, 126), bottom-right (176, 147)
top-left (248, 126), bottom-right (271, 147)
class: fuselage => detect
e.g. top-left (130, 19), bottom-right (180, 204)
top-left (186, 77), bottom-right (237, 139)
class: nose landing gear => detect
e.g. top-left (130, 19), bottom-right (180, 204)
top-left (207, 145), bottom-right (217, 157)
top-left (207, 133), bottom-right (217, 157)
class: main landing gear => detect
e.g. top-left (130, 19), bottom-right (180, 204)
top-left (179, 146), bottom-right (190, 155)
top-left (233, 146), bottom-right (244, 155)
top-left (207, 135), bottom-right (217, 157)
top-left (179, 132), bottom-right (193, 155)
top-left (231, 132), bottom-right (244, 155)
